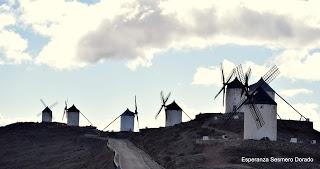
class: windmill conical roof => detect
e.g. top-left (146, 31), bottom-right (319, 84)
top-left (166, 101), bottom-right (182, 111)
top-left (67, 104), bottom-right (80, 112)
top-left (227, 77), bottom-right (243, 89)
top-left (121, 108), bottom-right (135, 116)
top-left (249, 78), bottom-right (275, 92)
top-left (246, 87), bottom-right (277, 105)
top-left (42, 107), bottom-right (52, 113)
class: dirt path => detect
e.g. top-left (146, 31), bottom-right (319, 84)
top-left (108, 138), bottom-right (164, 169)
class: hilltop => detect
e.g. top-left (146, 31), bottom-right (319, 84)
top-left (108, 113), bottom-right (320, 169)
top-left (0, 122), bottom-right (114, 169)
top-left (1, 114), bottom-right (320, 169)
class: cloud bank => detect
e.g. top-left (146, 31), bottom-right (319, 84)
top-left (0, 0), bottom-right (316, 71)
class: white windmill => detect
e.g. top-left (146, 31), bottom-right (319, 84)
top-left (103, 96), bottom-right (140, 132)
top-left (62, 100), bottom-right (92, 126)
top-left (244, 87), bottom-right (277, 140)
top-left (37, 99), bottom-right (58, 123)
top-left (214, 64), bottom-right (251, 114)
top-left (224, 65), bottom-right (280, 141)
top-left (155, 91), bottom-right (192, 127)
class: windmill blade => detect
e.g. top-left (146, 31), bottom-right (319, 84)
top-left (214, 86), bottom-right (225, 99)
top-left (222, 87), bottom-right (226, 106)
top-left (136, 114), bottom-right (140, 130)
top-left (275, 92), bottom-right (307, 120)
top-left (62, 99), bottom-right (68, 121)
top-left (262, 65), bottom-right (279, 84)
top-left (236, 64), bottom-right (245, 84)
top-left (160, 91), bottom-right (165, 103)
top-left (234, 94), bottom-right (250, 112)
top-left (155, 105), bottom-right (164, 119)
top-left (214, 67), bottom-right (234, 103)
top-left (134, 95), bottom-right (137, 114)
top-left (40, 99), bottom-right (47, 108)
top-left (241, 67), bottom-right (251, 97)
top-left (102, 115), bottom-right (121, 131)
top-left (226, 68), bottom-right (235, 83)
top-left (248, 103), bottom-right (265, 128)
top-left (164, 92), bottom-right (171, 104)
top-left (49, 102), bottom-right (58, 109)
top-left (79, 111), bottom-right (93, 126)
top-left (245, 67), bottom-right (252, 83)
top-left (37, 112), bottom-right (42, 117)
top-left (182, 110), bottom-right (192, 120)
top-left (265, 68), bottom-right (280, 84)
top-left (262, 65), bottom-right (277, 80)
top-left (62, 110), bottom-right (66, 120)
top-left (134, 95), bottom-right (140, 130)
top-left (220, 63), bottom-right (225, 84)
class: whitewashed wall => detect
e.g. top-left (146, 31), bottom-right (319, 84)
top-left (225, 88), bottom-right (244, 113)
top-left (165, 110), bottom-right (182, 127)
top-left (67, 111), bottom-right (79, 126)
top-left (42, 112), bottom-right (52, 122)
top-left (120, 115), bottom-right (134, 131)
top-left (244, 104), bottom-right (277, 141)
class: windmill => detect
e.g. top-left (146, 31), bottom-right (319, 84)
top-left (228, 65), bottom-right (280, 128)
top-left (103, 96), bottom-right (140, 132)
top-left (214, 64), bottom-right (250, 114)
top-left (37, 99), bottom-right (58, 122)
top-left (248, 67), bottom-right (308, 121)
top-left (155, 91), bottom-right (192, 127)
top-left (62, 99), bottom-right (92, 126)
top-left (222, 65), bottom-right (280, 140)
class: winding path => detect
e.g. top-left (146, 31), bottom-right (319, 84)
top-left (108, 138), bottom-right (164, 169)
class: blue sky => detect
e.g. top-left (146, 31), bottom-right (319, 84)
top-left (0, 0), bottom-right (320, 131)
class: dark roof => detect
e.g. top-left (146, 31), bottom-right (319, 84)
top-left (121, 108), bottom-right (135, 116)
top-left (165, 101), bottom-right (182, 111)
top-left (249, 78), bottom-right (275, 92)
top-left (42, 107), bottom-right (52, 113)
top-left (246, 87), bottom-right (277, 105)
top-left (227, 77), bottom-right (243, 89)
top-left (67, 104), bottom-right (80, 112)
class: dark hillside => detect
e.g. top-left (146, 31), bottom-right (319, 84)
top-left (123, 114), bottom-right (320, 169)
top-left (0, 122), bottom-right (114, 169)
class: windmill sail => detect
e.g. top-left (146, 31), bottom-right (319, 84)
top-left (155, 91), bottom-right (171, 119)
top-left (224, 65), bottom-right (279, 128)
top-left (214, 63), bottom-right (236, 106)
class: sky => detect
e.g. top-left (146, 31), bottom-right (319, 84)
top-left (0, 0), bottom-right (320, 131)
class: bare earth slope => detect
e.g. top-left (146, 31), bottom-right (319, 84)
top-left (123, 115), bottom-right (320, 169)
top-left (0, 122), bottom-right (114, 169)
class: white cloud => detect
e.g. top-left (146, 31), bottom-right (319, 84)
top-left (9, 0), bottom-right (320, 70)
top-left (276, 49), bottom-right (320, 81)
top-left (0, 2), bottom-right (31, 64)
top-left (192, 59), bottom-right (236, 86)
top-left (0, 13), bottom-right (15, 29)
top-left (192, 59), bottom-right (269, 86)
top-left (0, 30), bottom-right (32, 63)
top-left (280, 88), bottom-right (313, 97)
